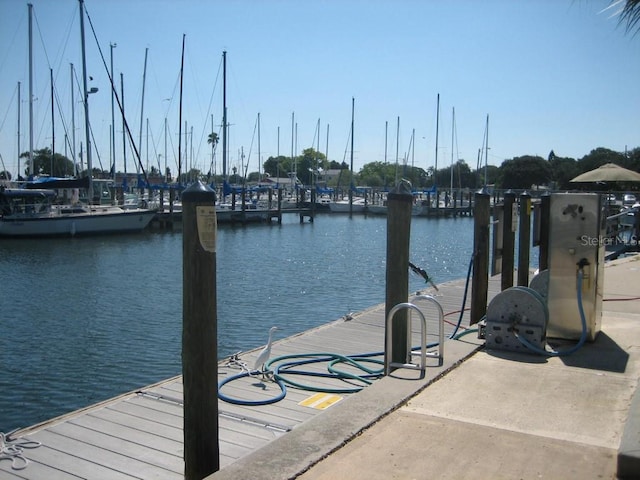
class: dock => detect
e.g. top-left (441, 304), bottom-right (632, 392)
top-left (2, 255), bottom-right (639, 480)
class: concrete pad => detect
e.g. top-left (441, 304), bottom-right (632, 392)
top-left (297, 411), bottom-right (617, 480)
top-left (603, 256), bottom-right (640, 315)
top-left (403, 350), bottom-right (636, 449)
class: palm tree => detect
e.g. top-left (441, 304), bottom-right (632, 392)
top-left (207, 132), bottom-right (220, 181)
top-left (207, 132), bottom-right (219, 148)
top-left (610, 0), bottom-right (640, 34)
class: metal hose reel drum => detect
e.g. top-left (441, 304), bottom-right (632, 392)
top-left (485, 286), bottom-right (549, 353)
top-left (529, 269), bottom-right (549, 304)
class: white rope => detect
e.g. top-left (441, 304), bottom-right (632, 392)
top-left (0, 432), bottom-right (41, 471)
top-left (224, 351), bottom-right (251, 373)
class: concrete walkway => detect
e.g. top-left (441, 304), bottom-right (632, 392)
top-left (297, 255), bottom-right (640, 480)
top-left (209, 254), bottom-right (640, 480)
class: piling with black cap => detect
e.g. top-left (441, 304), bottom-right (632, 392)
top-left (182, 180), bottom-right (219, 479)
top-left (518, 191), bottom-right (532, 286)
top-left (385, 180), bottom-right (414, 370)
top-left (471, 189), bottom-right (490, 325)
top-left (502, 190), bottom-right (516, 290)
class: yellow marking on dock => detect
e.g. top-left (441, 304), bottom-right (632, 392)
top-left (299, 393), bottom-right (344, 410)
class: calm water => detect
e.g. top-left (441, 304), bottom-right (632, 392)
top-left (0, 213), bottom-right (505, 432)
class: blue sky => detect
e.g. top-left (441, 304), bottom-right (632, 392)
top-left (0, 0), bottom-right (638, 179)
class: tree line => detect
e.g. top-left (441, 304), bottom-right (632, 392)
top-left (2, 145), bottom-right (638, 191)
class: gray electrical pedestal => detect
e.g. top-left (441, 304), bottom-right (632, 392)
top-left (546, 193), bottom-right (605, 341)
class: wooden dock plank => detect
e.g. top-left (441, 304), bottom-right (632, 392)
top-left (66, 415), bottom-right (183, 459)
top-left (45, 423), bottom-right (183, 475)
top-left (12, 431), bottom-right (146, 480)
top-left (0, 460), bottom-right (84, 480)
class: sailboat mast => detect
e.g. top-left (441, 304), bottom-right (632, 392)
top-left (411, 128), bottom-right (415, 169)
top-left (450, 107), bottom-right (455, 193)
top-left (17, 81), bottom-right (21, 178)
top-left (384, 121), bottom-right (388, 165)
top-left (484, 114), bottom-right (489, 187)
top-left (70, 64), bottom-right (76, 169)
top-left (164, 117), bottom-right (168, 181)
top-left (138, 47), bottom-right (148, 174)
top-left (434, 93), bottom-right (440, 207)
top-left (178, 34), bottom-right (185, 183)
top-left (79, 0), bottom-right (93, 200)
top-left (50, 68), bottom-right (55, 175)
top-left (258, 112), bottom-right (261, 182)
top-left (394, 116), bottom-right (399, 184)
top-left (121, 73), bottom-right (127, 179)
top-left (28, 3), bottom-right (34, 177)
top-left (316, 117), bottom-right (320, 186)
top-left (290, 111), bottom-right (294, 190)
top-left (325, 123), bottom-right (329, 167)
top-left (349, 97), bottom-right (354, 216)
top-left (222, 50), bottom-right (227, 181)
top-left (350, 98), bottom-right (354, 177)
top-left (110, 43), bottom-right (116, 179)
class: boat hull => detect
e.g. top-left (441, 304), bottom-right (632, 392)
top-left (0, 208), bottom-right (157, 237)
top-left (329, 201), bottom-right (367, 213)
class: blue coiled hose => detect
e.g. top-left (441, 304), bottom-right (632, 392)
top-left (514, 267), bottom-right (588, 357)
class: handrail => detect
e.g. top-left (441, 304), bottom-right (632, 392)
top-left (384, 295), bottom-right (445, 375)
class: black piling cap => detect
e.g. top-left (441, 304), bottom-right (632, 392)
top-left (181, 180), bottom-right (217, 204)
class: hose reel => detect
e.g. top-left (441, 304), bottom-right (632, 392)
top-left (485, 286), bottom-right (549, 353)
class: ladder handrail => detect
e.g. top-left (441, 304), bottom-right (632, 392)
top-left (412, 294), bottom-right (445, 363)
top-left (385, 302), bottom-right (427, 375)
top-left (384, 295), bottom-right (445, 375)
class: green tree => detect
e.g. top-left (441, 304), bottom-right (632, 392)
top-left (298, 148), bottom-right (327, 185)
top-left (358, 161), bottom-right (399, 187)
top-left (577, 147), bottom-right (626, 174)
top-left (263, 155), bottom-right (292, 178)
top-left (626, 147), bottom-right (640, 172)
top-left (19, 148), bottom-right (74, 177)
top-left (473, 164), bottom-right (500, 188)
top-left (498, 156), bottom-right (552, 189)
top-left (549, 155), bottom-right (579, 189)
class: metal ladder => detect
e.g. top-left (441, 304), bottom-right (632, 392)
top-left (384, 295), bottom-right (445, 375)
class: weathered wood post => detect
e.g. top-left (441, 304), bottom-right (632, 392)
top-left (470, 190), bottom-right (490, 325)
top-left (385, 180), bottom-right (413, 371)
top-left (539, 192), bottom-right (550, 271)
top-left (517, 191), bottom-right (532, 287)
top-left (502, 190), bottom-right (516, 290)
top-left (182, 180), bottom-right (219, 479)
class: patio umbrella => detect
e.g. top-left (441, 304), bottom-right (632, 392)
top-left (570, 163), bottom-right (640, 183)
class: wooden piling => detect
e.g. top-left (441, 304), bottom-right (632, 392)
top-left (538, 193), bottom-right (550, 271)
top-left (517, 191), bottom-right (532, 287)
top-left (471, 190), bottom-right (490, 325)
top-left (182, 180), bottom-right (219, 479)
top-left (502, 191), bottom-right (516, 290)
top-left (385, 183), bottom-right (413, 369)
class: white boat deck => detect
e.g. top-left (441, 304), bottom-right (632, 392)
top-left (1, 276), bottom-right (501, 479)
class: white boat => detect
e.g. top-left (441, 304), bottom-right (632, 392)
top-left (366, 203), bottom-right (387, 215)
top-left (329, 197), bottom-right (367, 213)
top-left (0, 187), bottom-right (156, 237)
top-left (366, 199), bottom-right (428, 216)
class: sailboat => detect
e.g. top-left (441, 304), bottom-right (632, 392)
top-left (329, 98), bottom-right (368, 214)
top-left (0, 0), bottom-right (156, 238)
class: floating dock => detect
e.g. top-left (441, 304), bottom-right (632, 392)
top-left (0, 274), bottom-right (489, 479)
